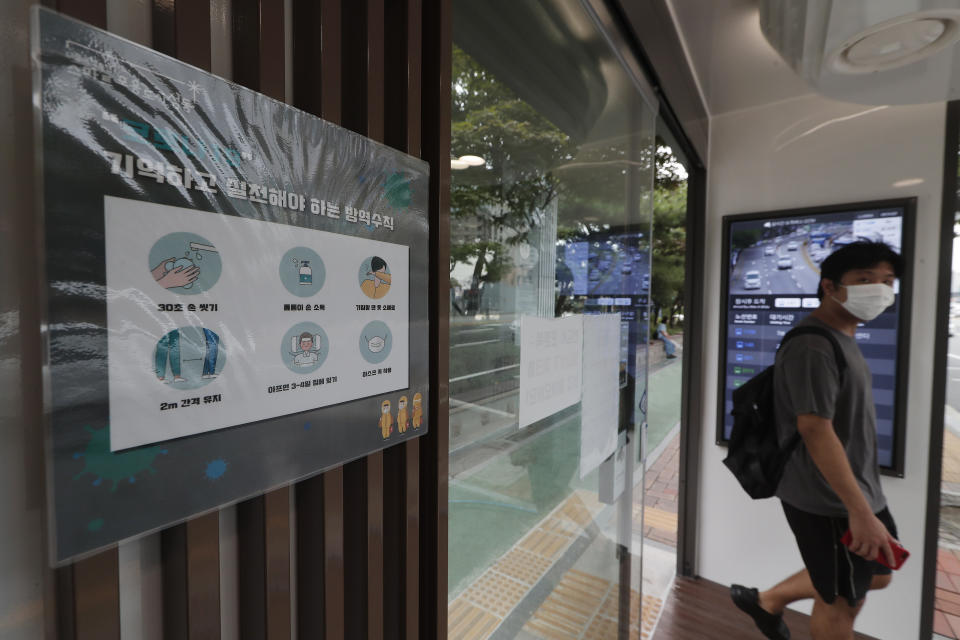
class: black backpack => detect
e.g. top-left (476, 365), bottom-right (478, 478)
top-left (723, 326), bottom-right (846, 499)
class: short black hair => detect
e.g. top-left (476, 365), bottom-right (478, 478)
top-left (370, 256), bottom-right (387, 272)
top-left (817, 241), bottom-right (903, 299)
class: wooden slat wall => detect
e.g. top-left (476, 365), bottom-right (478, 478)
top-left (150, 4), bottom-right (226, 638)
top-left (49, 5), bottom-right (119, 640)
top-left (420, 0), bottom-right (451, 636)
top-left (50, 0), bottom-right (452, 638)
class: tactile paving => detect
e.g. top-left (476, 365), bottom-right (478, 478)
top-left (493, 547), bottom-right (553, 586)
top-left (448, 597), bottom-right (502, 640)
top-left (461, 569), bottom-right (530, 618)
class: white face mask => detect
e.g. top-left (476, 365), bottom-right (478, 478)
top-left (366, 335), bottom-right (386, 353)
top-left (834, 283), bottom-right (895, 322)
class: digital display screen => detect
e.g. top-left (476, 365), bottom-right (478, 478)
top-left (559, 235), bottom-right (649, 297)
top-left (719, 201), bottom-right (914, 471)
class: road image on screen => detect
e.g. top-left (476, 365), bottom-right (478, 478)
top-left (722, 207), bottom-right (904, 468)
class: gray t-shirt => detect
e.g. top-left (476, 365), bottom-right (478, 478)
top-left (774, 316), bottom-right (886, 517)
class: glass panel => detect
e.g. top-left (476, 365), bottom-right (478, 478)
top-left (632, 123), bottom-right (691, 632)
top-left (935, 143), bottom-right (960, 639)
top-left (448, 2), bottom-right (655, 637)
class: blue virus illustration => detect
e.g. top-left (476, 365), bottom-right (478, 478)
top-left (382, 171), bottom-right (413, 210)
top-left (204, 459), bottom-right (228, 480)
top-left (304, 422), bottom-right (312, 431)
top-left (73, 426), bottom-right (167, 492)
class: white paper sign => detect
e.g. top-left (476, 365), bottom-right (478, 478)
top-left (580, 313), bottom-right (621, 478)
top-left (105, 196), bottom-right (409, 450)
top-left (518, 315), bottom-right (583, 429)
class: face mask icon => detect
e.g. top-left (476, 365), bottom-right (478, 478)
top-left (366, 335), bottom-right (386, 353)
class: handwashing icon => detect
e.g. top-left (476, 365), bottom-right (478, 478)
top-left (150, 235), bottom-right (221, 294)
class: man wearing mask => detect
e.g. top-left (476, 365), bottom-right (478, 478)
top-left (731, 241), bottom-right (904, 640)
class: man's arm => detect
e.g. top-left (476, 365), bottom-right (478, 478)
top-left (796, 413), bottom-right (896, 565)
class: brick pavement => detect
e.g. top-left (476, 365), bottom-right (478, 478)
top-left (936, 427), bottom-right (960, 638)
top-left (638, 431), bottom-right (680, 548)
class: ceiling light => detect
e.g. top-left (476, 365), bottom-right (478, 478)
top-left (450, 159), bottom-right (469, 170)
top-left (829, 11), bottom-right (960, 74)
top-left (892, 177), bottom-right (924, 188)
top-left (458, 155), bottom-right (486, 166)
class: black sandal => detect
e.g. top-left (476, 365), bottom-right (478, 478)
top-left (730, 584), bottom-right (790, 640)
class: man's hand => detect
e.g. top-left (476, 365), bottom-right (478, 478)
top-left (847, 508), bottom-right (897, 566)
top-left (151, 258), bottom-right (175, 281)
top-left (156, 265), bottom-right (200, 289)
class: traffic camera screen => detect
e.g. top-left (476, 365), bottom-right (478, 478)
top-left (719, 199), bottom-right (915, 473)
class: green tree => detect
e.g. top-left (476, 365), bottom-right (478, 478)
top-left (651, 180), bottom-right (687, 324)
top-left (450, 46), bottom-right (576, 302)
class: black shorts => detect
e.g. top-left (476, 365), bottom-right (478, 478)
top-left (781, 501), bottom-right (897, 607)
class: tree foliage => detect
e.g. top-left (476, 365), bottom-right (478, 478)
top-left (450, 45), bottom-right (575, 296)
top-left (449, 45), bottom-right (689, 323)
top-left (650, 145), bottom-right (688, 325)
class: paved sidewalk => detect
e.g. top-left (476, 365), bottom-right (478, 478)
top-left (640, 433), bottom-right (680, 548)
top-left (935, 424), bottom-right (960, 638)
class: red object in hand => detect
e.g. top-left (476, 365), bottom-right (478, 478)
top-left (840, 530), bottom-right (910, 570)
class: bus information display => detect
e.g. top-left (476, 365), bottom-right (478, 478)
top-left (719, 200), bottom-right (914, 471)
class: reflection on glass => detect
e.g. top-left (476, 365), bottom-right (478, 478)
top-left (447, 4), bottom-right (655, 633)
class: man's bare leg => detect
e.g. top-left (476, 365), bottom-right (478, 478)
top-left (759, 571), bottom-right (891, 615)
top-left (758, 570), bottom-right (815, 614)
top-left (754, 572), bottom-right (892, 640)
top-left (809, 595), bottom-right (862, 640)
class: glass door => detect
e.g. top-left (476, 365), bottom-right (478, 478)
top-left (446, 2), bottom-right (657, 637)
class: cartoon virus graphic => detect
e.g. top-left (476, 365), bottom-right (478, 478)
top-left (87, 518), bottom-right (105, 532)
top-left (304, 422), bottom-right (312, 431)
top-left (382, 171), bottom-right (413, 210)
top-left (73, 426), bottom-right (168, 492)
top-left (204, 459), bottom-right (228, 480)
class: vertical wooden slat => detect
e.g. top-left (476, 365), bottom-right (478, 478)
top-left (50, 3), bottom-right (118, 638)
top-left (382, 2), bottom-right (425, 637)
top-left (263, 489), bottom-right (292, 639)
top-left (323, 468), bottom-right (345, 639)
top-left (54, 0), bottom-right (107, 28)
top-left (292, 1), bottom-right (344, 638)
top-left (341, 0), bottom-right (386, 637)
top-left (405, 440), bottom-right (421, 639)
top-left (163, 513), bottom-right (222, 639)
top-left (151, 0), bottom-right (210, 70)
top-left (340, 1), bottom-right (370, 628)
top-left (342, 460), bottom-right (369, 640)
top-left (381, 447), bottom-right (402, 640)
top-left (406, 6), bottom-right (424, 636)
top-left (151, 3), bottom-right (222, 638)
top-left (367, 451), bottom-right (385, 640)
top-left (294, 477), bottom-right (325, 638)
top-left (237, 488), bottom-right (292, 640)
top-left (230, 3), bottom-right (291, 636)
top-left (233, 0), bottom-right (285, 99)
top-left (420, 0), bottom-right (451, 636)
top-left (366, 0), bottom-right (385, 144)
top-left (66, 551), bottom-right (121, 640)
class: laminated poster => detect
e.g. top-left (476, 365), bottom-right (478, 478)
top-left (33, 8), bottom-right (430, 563)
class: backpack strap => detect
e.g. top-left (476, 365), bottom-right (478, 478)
top-left (778, 325), bottom-right (847, 380)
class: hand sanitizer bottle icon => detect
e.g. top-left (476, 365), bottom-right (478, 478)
top-left (299, 260), bottom-right (313, 285)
